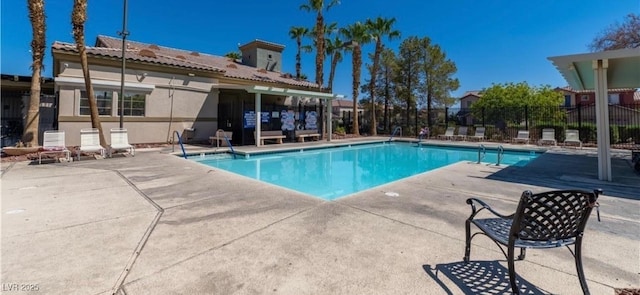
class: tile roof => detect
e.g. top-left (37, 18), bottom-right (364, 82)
top-left (52, 35), bottom-right (321, 89)
top-left (332, 99), bottom-right (352, 107)
top-left (460, 91), bottom-right (481, 98)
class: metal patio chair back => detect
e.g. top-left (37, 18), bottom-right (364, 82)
top-left (464, 189), bottom-right (601, 294)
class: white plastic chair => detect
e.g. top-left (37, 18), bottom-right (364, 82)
top-left (512, 130), bottom-right (530, 144)
top-left (564, 129), bottom-right (582, 149)
top-left (469, 127), bottom-right (485, 141)
top-left (38, 130), bottom-right (71, 164)
top-left (109, 128), bottom-right (135, 157)
top-left (454, 126), bottom-right (468, 141)
top-left (77, 128), bottom-right (106, 160)
top-left (539, 128), bottom-right (557, 146)
top-left (438, 127), bottom-right (455, 140)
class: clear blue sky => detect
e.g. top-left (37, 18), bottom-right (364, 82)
top-left (1, 1), bottom-right (638, 100)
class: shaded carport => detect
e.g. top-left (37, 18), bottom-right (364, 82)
top-left (548, 48), bottom-right (640, 181)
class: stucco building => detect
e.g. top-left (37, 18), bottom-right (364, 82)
top-left (52, 36), bottom-right (341, 146)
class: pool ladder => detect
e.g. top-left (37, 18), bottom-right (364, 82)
top-left (496, 145), bottom-right (504, 166)
top-left (388, 126), bottom-right (402, 142)
top-left (477, 144), bottom-right (486, 164)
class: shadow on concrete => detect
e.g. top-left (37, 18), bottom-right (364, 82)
top-left (423, 260), bottom-right (546, 295)
top-left (484, 152), bottom-right (639, 200)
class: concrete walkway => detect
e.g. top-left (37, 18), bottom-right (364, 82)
top-left (1, 140), bottom-right (638, 294)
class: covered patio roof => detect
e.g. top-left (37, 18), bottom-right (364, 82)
top-left (211, 83), bottom-right (347, 146)
top-left (548, 48), bottom-right (640, 181)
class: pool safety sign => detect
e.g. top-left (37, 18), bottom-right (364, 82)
top-left (243, 111), bottom-right (270, 128)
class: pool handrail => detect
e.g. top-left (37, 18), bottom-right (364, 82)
top-left (496, 145), bottom-right (504, 166)
top-left (477, 144), bottom-right (486, 164)
top-left (388, 126), bottom-right (403, 142)
top-left (216, 129), bottom-right (236, 159)
top-left (172, 130), bottom-right (187, 159)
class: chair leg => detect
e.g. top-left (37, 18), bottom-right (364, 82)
top-left (508, 244), bottom-right (520, 295)
top-left (464, 219), bottom-right (471, 262)
top-left (574, 238), bottom-right (590, 295)
top-left (518, 248), bottom-right (526, 260)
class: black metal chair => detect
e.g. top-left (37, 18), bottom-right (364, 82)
top-left (464, 189), bottom-right (602, 295)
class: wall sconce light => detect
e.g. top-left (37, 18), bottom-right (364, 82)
top-left (63, 63), bottom-right (69, 68)
top-left (188, 73), bottom-right (195, 77)
top-left (136, 72), bottom-right (148, 81)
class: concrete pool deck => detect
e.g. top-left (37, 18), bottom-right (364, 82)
top-left (1, 138), bottom-right (638, 294)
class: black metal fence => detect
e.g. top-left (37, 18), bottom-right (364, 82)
top-left (444, 104), bottom-right (640, 149)
top-left (357, 103), bottom-right (640, 149)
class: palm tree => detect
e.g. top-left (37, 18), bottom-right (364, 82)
top-left (299, 0), bottom-right (340, 88)
top-left (289, 26), bottom-right (311, 80)
top-left (340, 22), bottom-right (371, 136)
top-left (72, 0), bottom-right (106, 146)
top-left (325, 36), bottom-right (344, 92)
top-left (366, 17), bottom-right (400, 135)
top-left (23, 0), bottom-right (46, 147)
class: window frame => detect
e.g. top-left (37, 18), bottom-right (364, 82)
top-left (79, 89), bottom-right (113, 116)
top-left (118, 91), bottom-right (146, 117)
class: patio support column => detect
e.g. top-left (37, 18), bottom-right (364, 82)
top-left (326, 98), bottom-right (332, 141)
top-left (255, 92), bottom-right (262, 147)
top-left (593, 59), bottom-right (611, 181)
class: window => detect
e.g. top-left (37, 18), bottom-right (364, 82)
top-left (581, 94), bottom-right (589, 102)
top-left (608, 93), bottom-right (620, 104)
top-left (118, 92), bottom-right (146, 116)
top-left (80, 90), bottom-right (112, 115)
top-left (564, 95), bottom-right (571, 107)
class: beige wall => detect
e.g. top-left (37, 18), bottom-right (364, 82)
top-left (56, 60), bottom-right (220, 145)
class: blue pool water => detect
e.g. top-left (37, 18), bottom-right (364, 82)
top-left (193, 142), bottom-right (539, 200)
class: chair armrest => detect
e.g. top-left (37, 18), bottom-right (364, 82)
top-left (466, 198), bottom-right (514, 220)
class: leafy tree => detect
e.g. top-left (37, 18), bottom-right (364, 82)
top-left (395, 37), bottom-right (422, 134)
top-left (362, 48), bottom-right (398, 132)
top-left (419, 37), bottom-right (459, 130)
top-left (365, 17), bottom-right (400, 135)
top-left (72, 0), bottom-right (106, 146)
top-left (470, 82), bottom-right (564, 126)
top-left (590, 13), bottom-right (640, 51)
top-left (340, 22), bottom-right (371, 135)
top-left (289, 26), bottom-right (312, 80)
top-left (299, 0), bottom-right (340, 87)
top-left (23, 0), bottom-right (46, 147)
top-left (224, 51), bottom-right (241, 60)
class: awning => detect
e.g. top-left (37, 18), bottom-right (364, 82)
top-left (548, 48), bottom-right (640, 181)
top-left (211, 83), bottom-right (346, 100)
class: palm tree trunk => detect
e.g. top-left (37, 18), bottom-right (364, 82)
top-left (23, 0), bottom-right (46, 147)
top-left (328, 53), bottom-right (338, 91)
top-left (73, 0), bottom-right (107, 147)
top-left (296, 37), bottom-right (302, 79)
top-left (315, 12), bottom-right (324, 87)
top-left (352, 46), bottom-right (361, 136)
top-left (368, 41), bottom-right (383, 136)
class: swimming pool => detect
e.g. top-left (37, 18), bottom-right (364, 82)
top-left (192, 142), bottom-right (539, 200)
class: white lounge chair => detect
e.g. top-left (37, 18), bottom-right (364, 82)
top-left (454, 126), bottom-right (468, 141)
top-left (38, 130), bottom-right (71, 164)
top-left (564, 129), bottom-right (582, 149)
top-left (513, 130), bottom-right (530, 144)
top-left (539, 128), bottom-right (557, 146)
top-left (469, 127), bottom-right (485, 141)
top-left (109, 128), bottom-right (135, 157)
top-left (438, 127), bottom-right (455, 140)
top-left (77, 128), bottom-right (106, 160)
